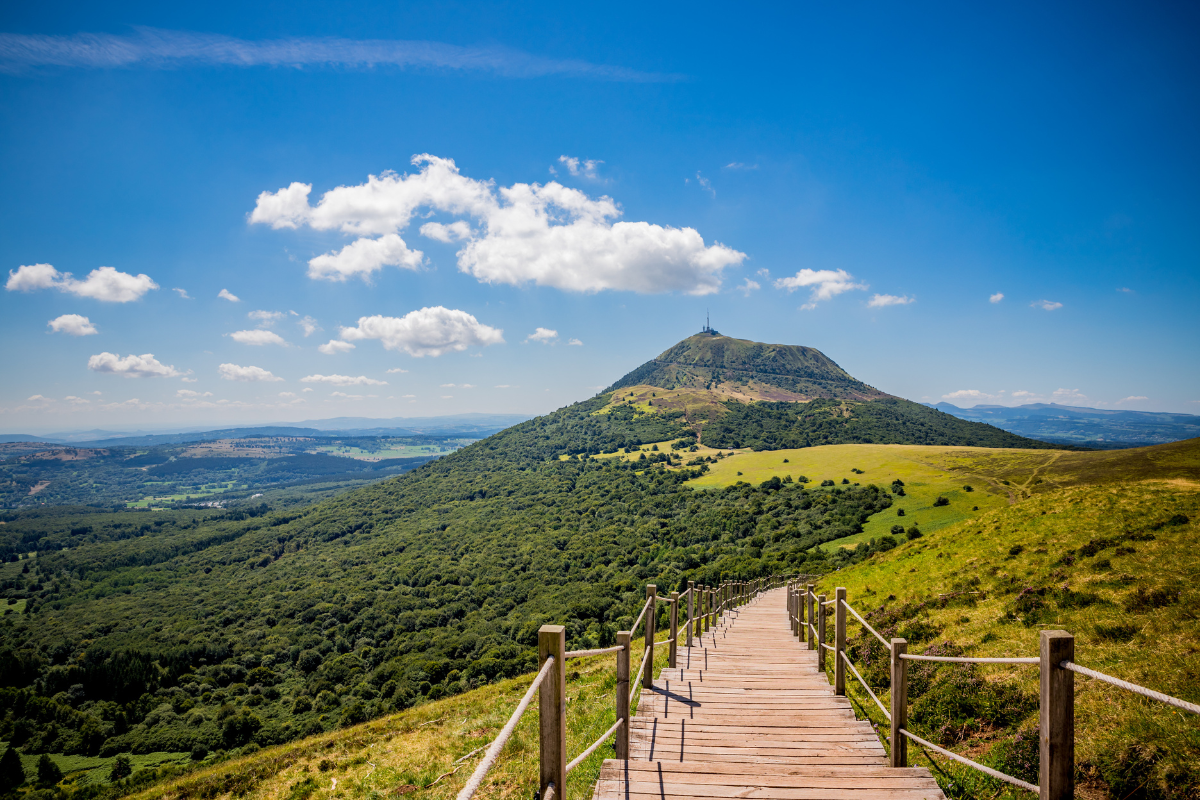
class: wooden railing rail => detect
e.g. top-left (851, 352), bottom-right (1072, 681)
top-left (783, 584), bottom-right (1200, 800)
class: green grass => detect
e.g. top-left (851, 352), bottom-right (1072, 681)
top-left (125, 637), bottom-right (675, 800)
top-left (811, 478), bottom-right (1200, 798)
top-left (0, 598), bottom-right (26, 616)
top-left (4, 746), bottom-right (194, 789)
top-left (126, 482), bottom-right (241, 508)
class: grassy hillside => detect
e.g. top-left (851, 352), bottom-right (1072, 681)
top-left (811, 478), bottom-right (1200, 798)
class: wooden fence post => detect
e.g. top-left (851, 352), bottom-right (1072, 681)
top-left (1040, 631), bottom-right (1074, 800)
top-left (668, 591), bottom-right (679, 669)
top-left (615, 630), bottom-right (630, 760)
top-left (788, 583), bottom-right (795, 636)
top-left (708, 586), bottom-right (716, 628)
top-left (644, 585), bottom-right (657, 689)
top-left (686, 580), bottom-right (694, 648)
top-left (538, 625), bottom-right (567, 800)
top-left (834, 587), bottom-right (847, 696)
top-left (817, 593), bottom-right (827, 672)
top-left (806, 585), bottom-right (815, 650)
top-left (890, 637), bottom-right (907, 768)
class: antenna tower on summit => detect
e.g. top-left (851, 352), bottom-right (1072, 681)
top-left (702, 310), bottom-right (717, 335)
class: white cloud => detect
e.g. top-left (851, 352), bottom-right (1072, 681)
top-left (737, 278), bottom-right (761, 297)
top-left (88, 352), bottom-right (182, 378)
top-left (1117, 287), bottom-right (1134, 294)
top-left (173, 287), bottom-right (191, 299)
top-left (495, 384), bottom-right (512, 389)
top-left (250, 155), bottom-right (745, 295)
top-left (1050, 388), bottom-right (1088, 404)
top-left (27, 394), bottom-right (50, 402)
top-left (420, 221), bottom-right (472, 242)
top-left (218, 363), bottom-right (284, 382)
top-left (695, 172), bottom-right (715, 198)
top-left (318, 339), bottom-right (356, 354)
top-left (401, 394), bottom-right (415, 398)
top-left (63, 395), bottom-right (89, 405)
top-left (300, 374), bottom-right (387, 386)
top-left (307, 233), bottom-right (423, 282)
top-left (229, 329), bottom-right (287, 346)
top-left (1011, 390), bottom-right (1036, 399)
top-left (297, 315), bottom-right (321, 336)
top-left (386, 367), bottom-right (408, 373)
top-left (48, 314), bottom-right (98, 336)
top-left (526, 327), bottom-right (558, 344)
top-left (567, 338), bottom-right (583, 346)
top-left (338, 306), bottom-right (504, 357)
top-left (439, 383), bottom-right (475, 389)
top-left (279, 391), bottom-right (296, 397)
top-left (176, 389), bottom-right (213, 397)
top-left (331, 391), bottom-right (363, 399)
top-left (558, 156), bottom-right (603, 179)
top-left (989, 292), bottom-right (1004, 304)
top-left (1031, 300), bottom-right (1063, 311)
top-left (218, 288), bottom-right (240, 302)
top-left (774, 269), bottom-right (868, 309)
top-left (6, 263), bottom-right (157, 302)
top-left (724, 162), bottom-right (759, 170)
top-left (0, 28), bottom-right (674, 82)
top-left (180, 376), bottom-right (198, 383)
top-left (942, 389), bottom-right (1000, 403)
top-left (440, 395), bottom-right (453, 399)
top-left (867, 293), bottom-right (914, 308)
top-left (1116, 396), bottom-right (1149, 404)
top-left (248, 310), bottom-right (286, 327)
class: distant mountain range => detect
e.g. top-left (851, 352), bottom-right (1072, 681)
top-left (929, 402), bottom-right (1200, 448)
top-left (0, 413), bottom-right (532, 447)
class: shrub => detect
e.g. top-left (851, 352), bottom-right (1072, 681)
top-left (891, 525), bottom-right (905, 535)
top-left (190, 745), bottom-right (208, 761)
top-left (109, 755), bottom-right (132, 781)
top-left (896, 508), bottom-right (905, 517)
top-left (932, 496), bottom-right (949, 507)
top-left (989, 726), bottom-right (1039, 785)
top-left (36, 755), bottom-right (62, 787)
top-left (1124, 586), bottom-right (1180, 613)
top-left (820, 479), bottom-right (835, 487)
top-left (905, 526), bottom-right (922, 541)
top-left (842, 478), bottom-right (850, 485)
top-left (963, 485), bottom-right (974, 492)
top-left (782, 458), bottom-right (789, 463)
top-left (292, 697), bottom-right (312, 714)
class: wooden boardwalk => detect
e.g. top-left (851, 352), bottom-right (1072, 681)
top-left (592, 588), bottom-right (945, 800)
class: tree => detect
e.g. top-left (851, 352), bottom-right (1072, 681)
top-left (36, 754), bottom-right (63, 787)
top-left (0, 746), bottom-right (26, 793)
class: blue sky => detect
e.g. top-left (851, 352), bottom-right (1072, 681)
top-left (2, 1), bottom-right (1198, 433)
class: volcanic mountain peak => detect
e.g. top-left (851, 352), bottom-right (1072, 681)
top-left (605, 332), bottom-right (889, 402)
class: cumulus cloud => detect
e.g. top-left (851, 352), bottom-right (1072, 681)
top-left (989, 292), bottom-right (1004, 304)
top-left (88, 352), bottom-right (182, 378)
top-left (0, 28), bottom-right (675, 82)
top-left (218, 288), bottom-right (240, 302)
top-left (300, 374), bottom-right (387, 386)
top-left (1118, 287), bottom-right (1134, 294)
top-left (867, 294), bottom-right (914, 308)
top-left (307, 233), bottom-right (423, 282)
top-left (526, 327), bottom-right (558, 344)
top-left (330, 391), bottom-right (363, 399)
top-left (1051, 388), bottom-right (1088, 404)
top-left (337, 306), bottom-right (504, 357)
top-left (318, 339), bottom-right (355, 354)
top-left (567, 338), bottom-right (583, 346)
top-left (774, 269), bottom-right (867, 309)
top-left (557, 156), bottom-right (603, 179)
top-left (64, 395), bottom-right (89, 405)
top-left (218, 363), bottom-right (283, 382)
top-left (737, 278), bottom-right (761, 296)
top-left (250, 155), bottom-right (745, 294)
top-left (1117, 396), bottom-right (1149, 404)
top-left (1032, 300), bottom-right (1063, 311)
top-left (173, 287), bottom-right (191, 299)
top-left (176, 389), bottom-right (213, 397)
top-left (419, 220), bottom-right (472, 242)
top-left (48, 314), bottom-right (98, 336)
top-left (724, 162), bottom-right (759, 170)
top-left (7, 263), bottom-right (157, 302)
top-left (386, 367), bottom-right (408, 373)
top-left (297, 315), bottom-right (320, 336)
top-left (942, 389), bottom-right (1000, 403)
top-left (439, 383), bottom-right (475, 389)
top-left (229, 329), bottom-right (287, 346)
top-left (694, 172), bottom-right (716, 198)
top-left (248, 310), bottom-right (286, 327)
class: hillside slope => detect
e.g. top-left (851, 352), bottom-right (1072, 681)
top-left (812, 479), bottom-right (1200, 798)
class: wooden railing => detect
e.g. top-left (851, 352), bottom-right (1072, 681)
top-left (456, 575), bottom-right (788, 800)
top-left (787, 581), bottom-right (1200, 800)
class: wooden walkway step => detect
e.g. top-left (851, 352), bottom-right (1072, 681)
top-left (592, 588), bottom-right (945, 800)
